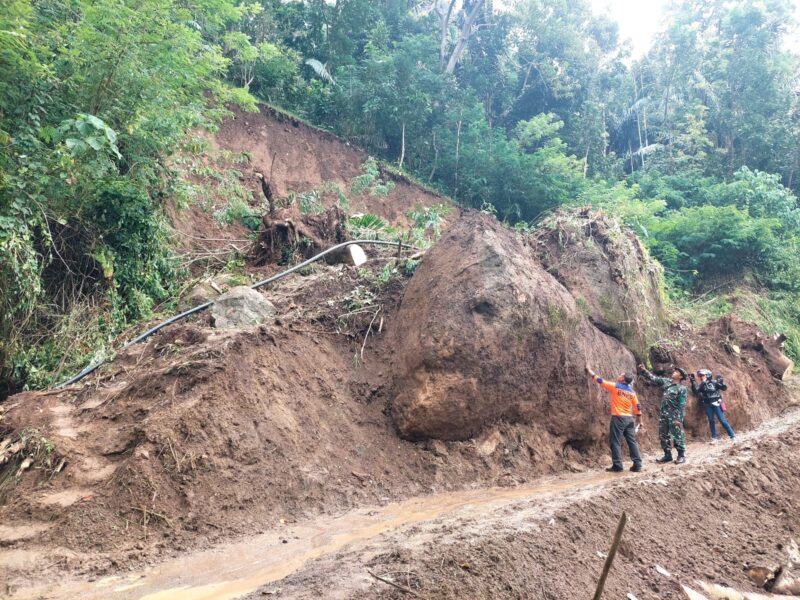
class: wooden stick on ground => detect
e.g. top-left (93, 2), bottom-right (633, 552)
top-left (129, 506), bottom-right (175, 529)
top-left (367, 569), bottom-right (422, 597)
top-left (592, 511), bottom-right (627, 600)
top-left (360, 307), bottom-right (382, 361)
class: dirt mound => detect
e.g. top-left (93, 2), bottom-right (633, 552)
top-left (389, 212), bottom-right (638, 442)
top-left (0, 261), bottom-right (624, 584)
top-left (647, 316), bottom-right (792, 436)
top-left (266, 411), bottom-right (800, 600)
top-left (531, 208), bottom-right (668, 358)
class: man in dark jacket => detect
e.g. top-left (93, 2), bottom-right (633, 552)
top-left (638, 364), bottom-right (688, 464)
top-left (690, 369), bottom-right (735, 444)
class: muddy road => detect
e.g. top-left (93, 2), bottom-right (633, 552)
top-left (7, 405), bottom-right (800, 600)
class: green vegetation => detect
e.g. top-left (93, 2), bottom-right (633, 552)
top-left (0, 0), bottom-right (256, 393)
top-left (2, 0), bottom-right (800, 393)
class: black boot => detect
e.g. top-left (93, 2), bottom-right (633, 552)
top-left (655, 451), bottom-right (673, 464)
top-left (675, 451), bottom-right (686, 465)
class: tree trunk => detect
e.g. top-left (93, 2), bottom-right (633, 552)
top-left (398, 121), bottom-right (406, 169)
top-left (429, 131), bottom-right (439, 181)
top-left (747, 334), bottom-right (794, 381)
top-left (438, 0), bottom-right (457, 71)
top-left (454, 117), bottom-right (462, 201)
top-left (765, 351), bottom-right (793, 381)
top-left (445, 0), bottom-right (486, 74)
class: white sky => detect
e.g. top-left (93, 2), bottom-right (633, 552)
top-left (589, 0), bottom-right (800, 57)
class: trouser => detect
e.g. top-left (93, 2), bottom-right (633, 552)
top-left (705, 403), bottom-right (735, 439)
top-left (659, 407), bottom-right (685, 453)
top-left (609, 415), bottom-right (642, 468)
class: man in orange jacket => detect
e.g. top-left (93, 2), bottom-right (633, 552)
top-left (586, 366), bottom-right (644, 473)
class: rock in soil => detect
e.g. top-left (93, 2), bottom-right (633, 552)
top-left (211, 286), bottom-right (277, 329)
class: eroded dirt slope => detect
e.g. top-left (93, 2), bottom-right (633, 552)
top-left (215, 105), bottom-right (446, 227)
top-left (0, 209), bottom-right (794, 595)
top-left (1, 99), bottom-right (796, 599)
top-left (247, 405), bottom-right (800, 600)
top-left (7, 404), bottom-right (799, 599)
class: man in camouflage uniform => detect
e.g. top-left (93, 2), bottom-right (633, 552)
top-left (638, 364), bottom-right (688, 464)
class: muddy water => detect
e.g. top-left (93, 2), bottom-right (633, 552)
top-left (14, 470), bottom-right (618, 600)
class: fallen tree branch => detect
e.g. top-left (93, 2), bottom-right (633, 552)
top-left (129, 506), bottom-right (174, 529)
top-left (360, 307), bottom-right (382, 361)
top-left (367, 569), bottom-right (423, 597)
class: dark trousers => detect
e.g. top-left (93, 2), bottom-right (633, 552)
top-left (705, 403), bottom-right (735, 439)
top-left (609, 415), bottom-right (642, 468)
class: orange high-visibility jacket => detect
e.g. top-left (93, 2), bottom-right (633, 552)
top-left (593, 375), bottom-right (642, 417)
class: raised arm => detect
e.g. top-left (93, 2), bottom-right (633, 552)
top-left (638, 364), bottom-right (668, 386)
top-left (586, 367), bottom-right (615, 391)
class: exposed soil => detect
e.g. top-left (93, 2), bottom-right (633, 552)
top-left (241, 404), bottom-right (800, 600)
top-left (5, 405), bottom-right (800, 599)
top-left (389, 211), bottom-right (638, 441)
top-left (532, 208), bottom-right (668, 358)
top-left (0, 253), bottom-right (638, 592)
top-left (215, 105), bottom-right (447, 228)
top-left (2, 106), bottom-right (798, 600)
top-left (648, 316), bottom-right (791, 437)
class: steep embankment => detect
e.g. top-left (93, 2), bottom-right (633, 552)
top-left (0, 104), bottom-right (795, 598)
top-left (216, 104), bottom-right (446, 227)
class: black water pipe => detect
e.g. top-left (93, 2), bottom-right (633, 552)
top-left (55, 239), bottom-right (416, 388)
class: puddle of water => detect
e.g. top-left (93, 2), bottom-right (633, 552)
top-left (14, 471), bottom-right (616, 600)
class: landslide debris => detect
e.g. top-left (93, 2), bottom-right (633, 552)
top-left (0, 196), bottom-right (796, 593)
top-left (0, 255), bottom-right (614, 583)
top-left (215, 105), bottom-right (445, 229)
top-left (253, 411), bottom-right (800, 600)
top-left (210, 286), bottom-right (277, 329)
top-left (648, 316), bottom-right (792, 436)
top-left (253, 205), bottom-right (349, 266)
top-left (532, 208), bottom-right (668, 357)
top-left (388, 212), bottom-right (637, 442)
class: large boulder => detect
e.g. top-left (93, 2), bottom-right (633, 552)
top-left (389, 213), bottom-right (637, 442)
top-left (211, 286), bottom-right (277, 329)
top-left (531, 209), bottom-right (668, 358)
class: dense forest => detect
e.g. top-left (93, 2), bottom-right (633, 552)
top-left (2, 0), bottom-right (799, 394)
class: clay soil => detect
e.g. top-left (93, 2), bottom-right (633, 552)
top-left (214, 104), bottom-right (447, 228)
top-left (2, 106), bottom-right (798, 600)
top-left (0, 256), bottom-right (641, 593)
top-left (243, 403), bottom-right (800, 600)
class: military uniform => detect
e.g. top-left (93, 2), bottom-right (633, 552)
top-left (641, 369), bottom-right (687, 453)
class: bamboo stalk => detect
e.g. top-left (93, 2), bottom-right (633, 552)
top-left (592, 512), bottom-right (627, 600)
